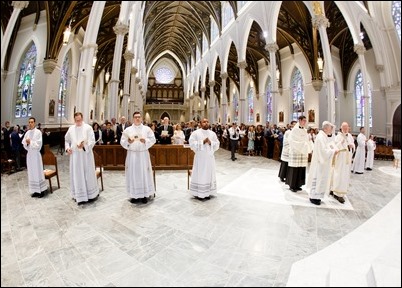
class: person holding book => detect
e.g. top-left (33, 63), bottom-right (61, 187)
top-left (157, 117), bottom-right (174, 144)
top-left (306, 121), bottom-right (339, 205)
top-left (120, 111), bottom-right (156, 204)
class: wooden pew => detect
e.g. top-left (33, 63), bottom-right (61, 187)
top-left (93, 144), bottom-right (195, 188)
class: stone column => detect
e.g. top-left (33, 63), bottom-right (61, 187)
top-left (237, 61), bottom-right (247, 124)
top-left (1, 1), bottom-right (29, 70)
top-left (108, 22), bottom-right (129, 120)
top-left (313, 14), bottom-right (336, 124)
top-left (221, 73), bottom-right (228, 125)
top-left (129, 67), bottom-right (137, 119)
top-left (265, 43), bottom-right (279, 124)
top-left (354, 43), bottom-right (370, 137)
top-left (122, 51), bottom-right (134, 118)
top-left (135, 77), bottom-right (141, 112)
top-left (209, 81), bottom-right (216, 123)
top-left (200, 87), bottom-right (206, 118)
top-left (76, 43), bottom-right (98, 121)
top-left (189, 94), bottom-right (195, 121)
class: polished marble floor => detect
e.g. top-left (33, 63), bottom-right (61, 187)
top-left (1, 148), bottom-right (401, 287)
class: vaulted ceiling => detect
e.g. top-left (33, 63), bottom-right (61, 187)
top-left (1, 1), bottom-right (371, 94)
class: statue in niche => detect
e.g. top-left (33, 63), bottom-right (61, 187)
top-left (279, 111), bottom-right (284, 122)
top-left (90, 110), bottom-right (93, 120)
top-left (49, 99), bottom-right (55, 117)
top-left (308, 109), bottom-right (315, 123)
top-left (256, 113), bottom-right (260, 123)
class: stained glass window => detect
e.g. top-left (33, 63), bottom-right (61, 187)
top-left (355, 70), bottom-right (372, 127)
top-left (265, 76), bottom-right (273, 122)
top-left (155, 66), bottom-right (174, 83)
top-left (15, 43), bottom-right (37, 118)
top-left (291, 68), bottom-right (304, 121)
top-left (247, 85), bottom-right (254, 123)
top-left (58, 53), bottom-right (70, 118)
top-left (233, 90), bottom-right (239, 123)
top-left (392, 1), bottom-right (401, 40)
top-left (222, 1), bottom-right (234, 29)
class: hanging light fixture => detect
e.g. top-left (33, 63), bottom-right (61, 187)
top-left (105, 68), bottom-right (110, 84)
top-left (317, 52), bottom-right (324, 73)
top-left (63, 20), bottom-right (72, 46)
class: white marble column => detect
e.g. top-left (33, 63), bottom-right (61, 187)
top-left (200, 87), bottom-right (206, 118)
top-left (265, 43), bottom-right (279, 124)
top-left (1, 1), bottom-right (29, 70)
top-left (122, 51), bottom-right (134, 118)
top-left (209, 81), bottom-right (216, 123)
top-left (135, 77), bottom-right (141, 112)
top-left (129, 67), bottom-right (137, 119)
top-left (108, 22), bottom-right (129, 120)
top-left (354, 43), bottom-right (370, 137)
top-left (221, 73), bottom-right (228, 125)
top-left (313, 14), bottom-right (336, 124)
top-left (237, 61), bottom-right (247, 124)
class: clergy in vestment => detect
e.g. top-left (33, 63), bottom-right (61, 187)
top-left (189, 118), bottom-right (220, 199)
top-left (22, 117), bottom-right (48, 198)
top-left (278, 120), bottom-right (297, 182)
top-left (286, 115), bottom-right (313, 192)
top-left (65, 112), bottom-right (99, 205)
top-left (365, 134), bottom-right (376, 170)
top-left (351, 127), bottom-right (367, 174)
top-left (330, 122), bottom-right (355, 203)
top-left (307, 121), bottom-right (338, 205)
top-left (121, 111), bottom-right (156, 204)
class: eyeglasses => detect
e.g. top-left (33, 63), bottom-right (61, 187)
top-left (133, 116), bottom-right (141, 119)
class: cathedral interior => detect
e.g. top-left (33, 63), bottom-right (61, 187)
top-left (1, 1), bottom-right (401, 287)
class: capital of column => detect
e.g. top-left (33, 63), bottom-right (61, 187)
top-left (220, 72), bottom-right (228, 80)
top-left (135, 78), bottom-right (141, 84)
top-left (200, 87), bottom-right (206, 92)
top-left (209, 81), bottom-right (215, 87)
top-left (113, 23), bottom-right (129, 35)
top-left (81, 43), bottom-right (98, 51)
top-left (354, 44), bottom-right (366, 55)
top-left (12, 1), bottom-right (29, 10)
top-left (237, 61), bottom-right (247, 69)
top-left (265, 43), bottom-right (279, 53)
top-left (43, 58), bottom-right (57, 74)
top-left (194, 91), bottom-right (200, 97)
top-left (109, 79), bottom-right (120, 84)
top-left (131, 67), bottom-right (138, 75)
top-left (312, 15), bottom-right (329, 29)
top-left (124, 51), bottom-right (134, 61)
top-left (375, 64), bottom-right (384, 72)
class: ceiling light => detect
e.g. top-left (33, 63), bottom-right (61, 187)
top-left (63, 20), bottom-right (72, 46)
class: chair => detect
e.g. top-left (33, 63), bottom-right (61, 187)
top-left (93, 151), bottom-right (104, 191)
top-left (42, 145), bottom-right (60, 193)
top-left (188, 169), bottom-right (192, 190)
top-left (1, 151), bottom-right (16, 174)
top-left (150, 153), bottom-right (156, 189)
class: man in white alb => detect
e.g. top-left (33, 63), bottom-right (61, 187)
top-left (65, 112), bottom-right (99, 205)
top-left (307, 121), bottom-right (339, 205)
top-left (330, 122), bottom-right (355, 204)
top-left (121, 111), bottom-right (156, 204)
top-left (22, 117), bottom-right (48, 198)
top-left (189, 118), bottom-right (220, 200)
top-left (351, 127), bottom-right (367, 174)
